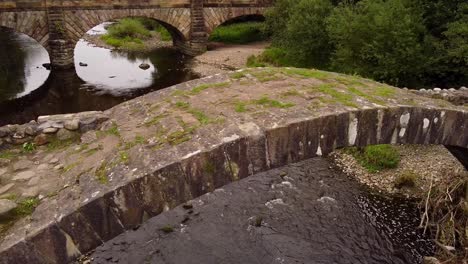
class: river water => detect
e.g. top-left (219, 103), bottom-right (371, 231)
top-left (0, 25), bottom-right (197, 125)
top-left (86, 158), bottom-right (433, 264)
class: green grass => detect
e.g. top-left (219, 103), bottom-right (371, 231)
top-left (246, 47), bottom-right (295, 67)
top-left (282, 68), bottom-right (331, 79)
top-left (209, 22), bottom-right (267, 44)
top-left (314, 84), bottom-right (358, 108)
top-left (190, 82), bottom-right (230, 95)
top-left (14, 197), bottom-right (40, 216)
top-left (230, 71), bottom-right (247, 79)
top-left (101, 18), bottom-right (172, 50)
top-left (235, 101), bottom-right (248, 112)
top-left (160, 225), bottom-right (174, 233)
top-left (106, 123), bottom-right (120, 137)
top-left (119, 151), bottom-right (130, 164)
top-left (95, 161), bottom-right (109, 184)
top-left (0, 197), bottom-right (40, 235)
top-left (47, 137), bottom-right (79, 152)
top-left (144, 114), bottom-right (166, 127)
top-left (22, 142), bottom-right (36, 153)
top-left (175, 101), bottom-right (190, 109)
top-left (346, 145), bottom-right (400, 173)
top-left (394, 170), bottom-right (418, 189)
top-left (348, 86), bottom-right (385, 105)
top-left (187, 109), bottom-right (210, 125)
top-left (374, 86), bottom-right (396, 98)
top-left (253, 96), bottom-right (295, 108)
top-left (0, 150), bottom-right (19, 160)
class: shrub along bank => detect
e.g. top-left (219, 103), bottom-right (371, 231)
top-left (251, 0), bottom-right (467, 89)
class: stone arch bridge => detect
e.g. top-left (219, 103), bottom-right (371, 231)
top-left (0, 0), bottom-right (272, 69)
top-left (0, 68), bottom-right (467, 263)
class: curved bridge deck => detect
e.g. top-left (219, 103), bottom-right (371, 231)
top-left (0, 67), bottom-right (467, 263)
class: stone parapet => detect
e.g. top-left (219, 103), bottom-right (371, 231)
top-left (0, 111), bottom-right (109, 148)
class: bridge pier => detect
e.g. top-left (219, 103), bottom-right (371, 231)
top-left (47, 9), bottom-right (74, 69)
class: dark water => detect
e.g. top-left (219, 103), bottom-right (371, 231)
top-left (0, 26), bottom-right (197, 126)
top-left (86, 158), bottom-right (433, 264)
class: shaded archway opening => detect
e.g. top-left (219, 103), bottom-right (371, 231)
top-left (208, 14), bottom-right (268, 47)
top-left (0, 26), bottom-right (51, 102)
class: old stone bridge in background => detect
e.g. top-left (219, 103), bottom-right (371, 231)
top-left (0, 0), bottom-right (272, 69)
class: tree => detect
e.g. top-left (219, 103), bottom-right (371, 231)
top-left (326, 0), bottom-right (428, 87)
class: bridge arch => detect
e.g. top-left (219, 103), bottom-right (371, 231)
top-left (204, 7), bottom-right (268, 36)
top-left (63, 9), bottom-right (191, 49)
top-left (0, 11), bottom-right (49, 51)
top-left (0, 69), bottom-right (467, 262)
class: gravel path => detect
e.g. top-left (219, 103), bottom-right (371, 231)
top-left (191, 41), bottom-right (269, 76)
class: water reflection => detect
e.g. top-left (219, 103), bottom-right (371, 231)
top-left (0, 24), bottom-right (197, 126)
top-left (0, 27), bottom-right (50, 101)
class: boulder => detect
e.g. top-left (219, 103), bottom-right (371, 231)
top-left (12, 170), bottom-right (36, 181)
top-left (42, 127), bottom-right (58, 134)
top-left (64, 119), bottom-right (80, 131)
top-left (0, 199), bottom-right (17, 218)
top-left (42, 63), bottom-right (51, 70)
top-left (0, 183), bottom-right (14, 195)
top-left (56, 128), bottom-right (75, 141)
top-left (34, 134), bottom-right (49, 146)
top-left (139, 63), bottom-right (150, 70)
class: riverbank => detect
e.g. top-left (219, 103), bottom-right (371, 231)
top-left (331, 145), bottom-right (467, 198)
top-left (82, 32), bottom-right (172, 52)
top-left (191, 41), bottom-right (269, 77)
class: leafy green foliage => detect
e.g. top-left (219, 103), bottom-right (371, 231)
top-left (264, 0), bottom-right (467, 88)
top-left (209, 22), bottom-right (268, 44)
top-left (101, 17), bottom-right (172, 50)
top-left (21, 142), bottom-right (36, 153)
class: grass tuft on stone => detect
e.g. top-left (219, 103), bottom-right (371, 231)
top-left (345, 145), bottom-right (400, 173)
top-left (253, 96), bottom-right (295, 108)
top-left (314, 84), bottom-right (358, 108)
top-left (160, 225), bottom-right (174, 233)
top-left (95, 161), bottom-right (109, 184)
top-left (394, 170), bottom-right (418, 189)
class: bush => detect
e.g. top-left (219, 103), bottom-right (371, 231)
top-left (326, 0), bottom-right (428, 87)
top-left (394, 170), bottom-right (418, 189)
top-left (101, 18), bottom-right (172, 49)
top-left (209, 22), bottom-right (268, 44)
top-left (264, 0), bottom-right (467, 88)
top-left (106, 18), bottom-right (151, 39)
top-left (246, 47), bottom-right (295, 67)
top-left (347, 145), bottom-right (400, 173)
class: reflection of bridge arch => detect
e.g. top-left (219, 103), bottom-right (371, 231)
top-left (0, 11), bottom-right (49, 50)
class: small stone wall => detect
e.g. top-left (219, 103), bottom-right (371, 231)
top-left (0, 111), bottom-right (109, 148)
top-left (412, 86), bottom-right (468, 106)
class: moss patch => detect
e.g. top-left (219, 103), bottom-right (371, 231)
top-left (313, 84), bottom-right (358, 108)
top-left (345, 145), bottom-right (400, 173)
top-left (95, 161), bottom-right (109, 184)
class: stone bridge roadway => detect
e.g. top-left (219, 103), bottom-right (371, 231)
top-left (0, 0), bottom-right (272, 68)
top-left (0, 67), bottom-right (467, 263)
